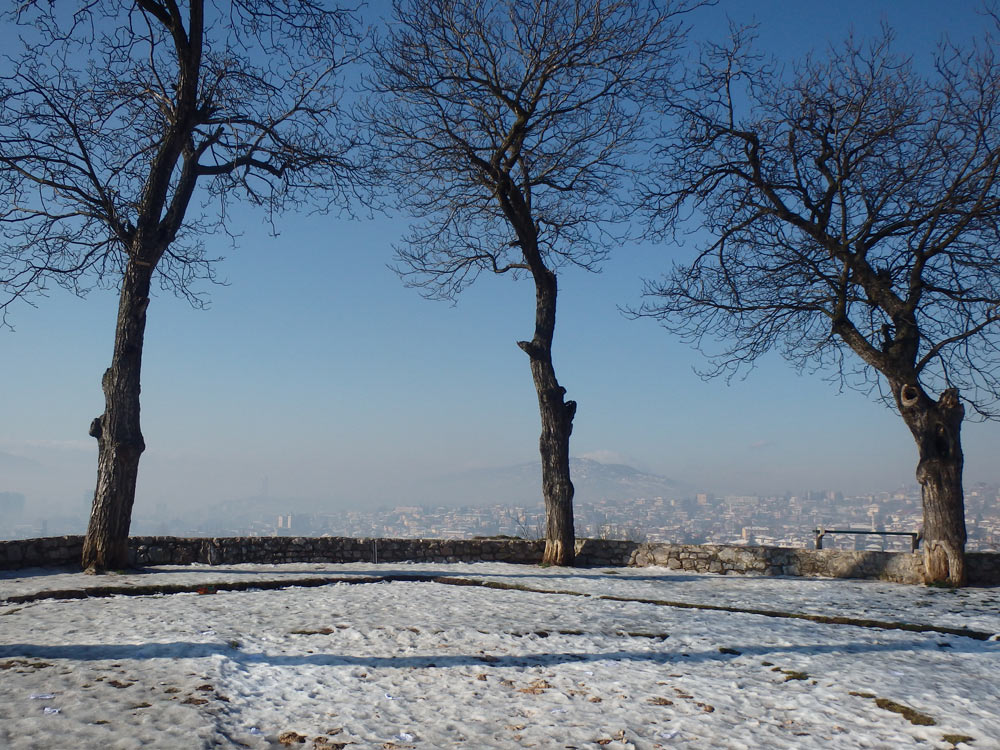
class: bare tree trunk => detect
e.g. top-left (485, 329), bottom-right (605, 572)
top-left (81, 260), bottom-right (152, 572)
top-left (518, 266), bottom-right (576, 566)
top-left (533, 360), bottom-right (577, 566)
top-left (897, 384), bottom-right (967, 586)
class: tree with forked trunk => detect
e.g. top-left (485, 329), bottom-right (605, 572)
top-left (0, 0), bottom-right (371, 572)
top-left (637, 26), bottom-right (1000, 586)
top-left (369, 0), bottom-right (700, 566)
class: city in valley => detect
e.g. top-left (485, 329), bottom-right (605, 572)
top-left (4, 476), bottom-right (998, 553)
top-left (173, 484), bottom-right (1000, 552)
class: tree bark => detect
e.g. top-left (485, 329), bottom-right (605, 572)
top-left (518, 266), bottom-right (576, 566)
top-left (896, 383), bottom-right (967, 586)
top-left (81, 260), bottom-right (153, 572)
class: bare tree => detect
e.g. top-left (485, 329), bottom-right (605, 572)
top-left (0, 0), bottom-right (370, 571)
top-left (638, 27), bottom-right (1000, 585)
top-left (370, 0), bottom-right (698, 566)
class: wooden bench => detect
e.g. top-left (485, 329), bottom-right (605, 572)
top-left (813, 528), bottom-right (921, 552)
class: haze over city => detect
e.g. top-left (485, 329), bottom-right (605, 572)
top-left (2, 0), bottom-right (999, 534)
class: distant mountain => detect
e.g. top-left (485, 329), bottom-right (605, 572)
top-left (0, 450), bottom-right (42, 472)
top-left (567, 458), bottom-right (686, 502)
top-left (205, 458), bottom-right (686, 519)
top-left (417, 457), bottom-right (685, 506)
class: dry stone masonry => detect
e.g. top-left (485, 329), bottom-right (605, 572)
top-left (1, 535), bottom-right (998, 585)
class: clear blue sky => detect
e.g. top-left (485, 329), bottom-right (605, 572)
top-left (2, 0), bottom-right (997, 521)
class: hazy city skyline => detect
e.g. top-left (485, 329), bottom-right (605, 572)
top-left (2, 0), bottom-right (998, 524)
top-left (5, 463), bottom-right (997, 557)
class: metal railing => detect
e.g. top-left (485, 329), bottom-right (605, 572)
top-left (813, 527), bottom-right (921, 552)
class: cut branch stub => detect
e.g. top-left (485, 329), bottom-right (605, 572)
top-left (900, 384), bottom-right (921, 409)
top-left (938, 388), bottom-right (961, 411)
top-left (517, 340), bottom-right (543, 359)
top-left (565, 400), bottom-right (577, 422)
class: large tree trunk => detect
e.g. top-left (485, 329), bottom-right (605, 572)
top-left (518, 266), bottom-right (576, 566)
top-left (896, 384), bottom-right (967, 586)
top-left (81, 260), bottom-right (153, 572)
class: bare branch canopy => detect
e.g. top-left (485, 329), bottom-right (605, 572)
top-left (370, 0), bottom-right (703, 565)
top-left (0, 0), bottom-right (372, 325)
top-left (0, 0), bottom-right (373, 571)
top-left (371, 0), bottom-right (700, 300)
top-left (637, 23), bottom-right (1000, 585)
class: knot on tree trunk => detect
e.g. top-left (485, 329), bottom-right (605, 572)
top-left (900, 383), bottom-right (921, 409)
top-left (88, 416), bottom-right (103, 440)
top-left (915, 458), bottom-right (935, 487)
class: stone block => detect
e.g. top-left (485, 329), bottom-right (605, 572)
top-left (717, 547), bottom-right (738, 563)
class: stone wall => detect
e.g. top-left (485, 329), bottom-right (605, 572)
top-left (0, 535), bottom-right (84, 570)
top-left (0, 535), bottom-right (548, 570)
top-left (131, 536), bottom-right (551, 567)
top-left (0, 535), bottom-right (997, 585)
top-left (0, 535), bottom-right (638, 571)
top-left (630, 543), bottom-right (926, 584)
top-left (630, 543), bottom-right (1000, 586)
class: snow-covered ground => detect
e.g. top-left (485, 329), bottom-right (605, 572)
top-left (1, 562), bottom-right (998, 749)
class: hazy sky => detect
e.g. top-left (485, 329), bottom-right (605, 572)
top-left (2, 0), bottom-right (997, 521)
